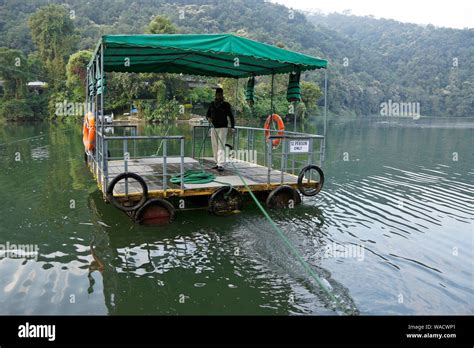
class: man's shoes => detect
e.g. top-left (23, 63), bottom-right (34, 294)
top-left (217, 166), bottom-right (224, 172)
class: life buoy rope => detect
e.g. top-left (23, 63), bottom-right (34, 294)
top-left (264, 113), bottom-right (285, 148)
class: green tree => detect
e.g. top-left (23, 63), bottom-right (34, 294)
top-left (301, 81), bottom-right (322, 113)
top-left (105, 73), bottom-right (141, 112)
top-left (28, 4), bottom-right (77, 90)
top-left (189, 86), bottom-right (214, 104)
top-left (221, 78), bottom-right (246, 116)
top-left (66, 50), bottom-right (93, 101)
top-left (146, 16), bottom-right (178, 34)
top-left (0, 99), bottom-right (33, 121)
top-left (0, 48), bottom-right (28, 99)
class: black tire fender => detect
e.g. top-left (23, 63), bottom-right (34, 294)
top-left (266, 185), bottom-right (301, 209)
top-left (134, 198), bottom-right (176, 224)
top-left (208, 186), bottom-right (243, 216)
top-left (297, 165), bottom-right (324, 197)
top-left (106, 172), bottom-right (148, 212)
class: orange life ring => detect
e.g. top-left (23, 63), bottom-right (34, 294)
top-left (83, 111), bottom-right (96, 152)
top-left (264, 113), bottom-right (285, 148)
top-left (82, 113), bottom-right (88, 148)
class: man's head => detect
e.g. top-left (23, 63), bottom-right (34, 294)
top-left (215, 88), bottom-right (224, 102)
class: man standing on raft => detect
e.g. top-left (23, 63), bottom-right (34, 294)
top-left (206, 87), bottom-right (235, 172)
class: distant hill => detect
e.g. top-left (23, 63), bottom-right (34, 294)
top-left (306, 12), bottom-right (474, 117)
top-left (0, 0), bottom-right (472, 116)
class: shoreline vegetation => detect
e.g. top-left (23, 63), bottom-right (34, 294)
top-left (0, 1), bottom-right (472, 124)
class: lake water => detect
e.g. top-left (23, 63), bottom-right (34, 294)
top-left (0, 117), bottom-right (472, 315)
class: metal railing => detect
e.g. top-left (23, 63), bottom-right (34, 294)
top-left (88, 125), bottom-right (185, 196)
top-left (192, 125), bottom-right (325, 185)
top-left (86, 123), bottom-right (324, 198)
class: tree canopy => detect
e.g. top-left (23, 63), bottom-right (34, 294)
top-left (0, 0), bottom-right (472, 119)
top-left (28, 4), bottom-right (76, 89)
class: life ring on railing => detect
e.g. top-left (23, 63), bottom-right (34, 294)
top-left (82, 111), bottom-right (96, 152)
top-left (264, 113), bottom-right (285, 148)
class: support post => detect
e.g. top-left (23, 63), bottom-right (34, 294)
top-left (94, 56), bottom-right (99, 180)
top-left (192, 126), bottom-right (196, 158)
top-left (85, 67), bottom-right (89, 164)
top-left (293, 101), bottom-right (297, 132)
top-left (267, 140), bottom-right (272, 186)
top-left (123, 139), bottom-right (128, 195)
top-left (323, 68), bottom-right (328, 163)
top-left (163, 140), bottom-right (168, 194)
top-left (180, 138), bottom-right (185, 191)
top-left (270, 73), bottom-right (275, 115)
top-left (100, 44), bottom-right (108, 191)
top-left (234, 78), bottom-right (239, 118)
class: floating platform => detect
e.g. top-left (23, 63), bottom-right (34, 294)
top-left (85, 125), bottom-right (325, 222)
top-left (105, 156), bottom-right (313, 200)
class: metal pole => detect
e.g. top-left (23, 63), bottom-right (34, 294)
top-left (293, 101), bottom-right (297, 131)
top-left (163, 140), bottom-right (167, 194)
top-left (280, 139), bottom-right (285, 184)
top-left (234, 128), bottom-right (238, 152)
top-left (192, 126), bottom-right (196, 158)
top-left (234, 78), bottom-right (238, 118)
top-left (94, 57), bottom-right (99, 179)
top-left (133, 126), bottom-right (136, 158)
top-left (323, 68), bottom-right (328, 163)
top-left (292, 101), bottom-right (296, 173)
top-left (180, 138), bottom-right (184, 191)
top-left (100, 43), bottom-right (107, 191)
top-left (123, 139), bottom-right (128, 195)
top-left (267, 141), bottom-right (272, 186)
top-left (85, 69), bottom-right (89, 113)
top-left (85, 67), bottom-right (89, 164)
top-left (270, 73), bottom-right (274, 115)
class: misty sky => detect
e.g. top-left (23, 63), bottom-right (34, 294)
top-left (271, 0), bottom-right (473, 29)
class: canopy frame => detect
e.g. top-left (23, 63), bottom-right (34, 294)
top-left (85, 34), bottom-right (329, 191)
top-left (89, 34), bottom-right (327, 78)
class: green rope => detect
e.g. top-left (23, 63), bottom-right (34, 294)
top-left (170, 125), bottom-right (233, 196)
top-left (170, 170), bottom-right (215, 184)
top-left (211, 124), bottom-right (354, 315)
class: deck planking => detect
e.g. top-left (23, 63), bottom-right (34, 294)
top-left (106, 157), bottom-right (301, 197)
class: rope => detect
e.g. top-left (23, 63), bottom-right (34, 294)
top-left (170, 170), bottom-right (215, 184)
top-left (169, 123), bottom-right (233, 196)
top-left (210, 124), bottom-right (354, 315)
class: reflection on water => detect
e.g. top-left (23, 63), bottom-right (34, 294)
top-left (0, 118), bottom-right (472, 315)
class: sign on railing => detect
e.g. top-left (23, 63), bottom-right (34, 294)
top-left (289, 139), bottom-right (310, 153)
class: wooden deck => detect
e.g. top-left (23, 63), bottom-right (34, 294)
top-left (105, 157), bottom-right (311, 199)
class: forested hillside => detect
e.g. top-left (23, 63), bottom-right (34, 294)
top-left (0, 0), bottom-right (472, 117)
top-left (307, 12), bottom-right (474, 117)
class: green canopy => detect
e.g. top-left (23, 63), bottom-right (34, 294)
top-left (93, 34), bottom-right (327, 78)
